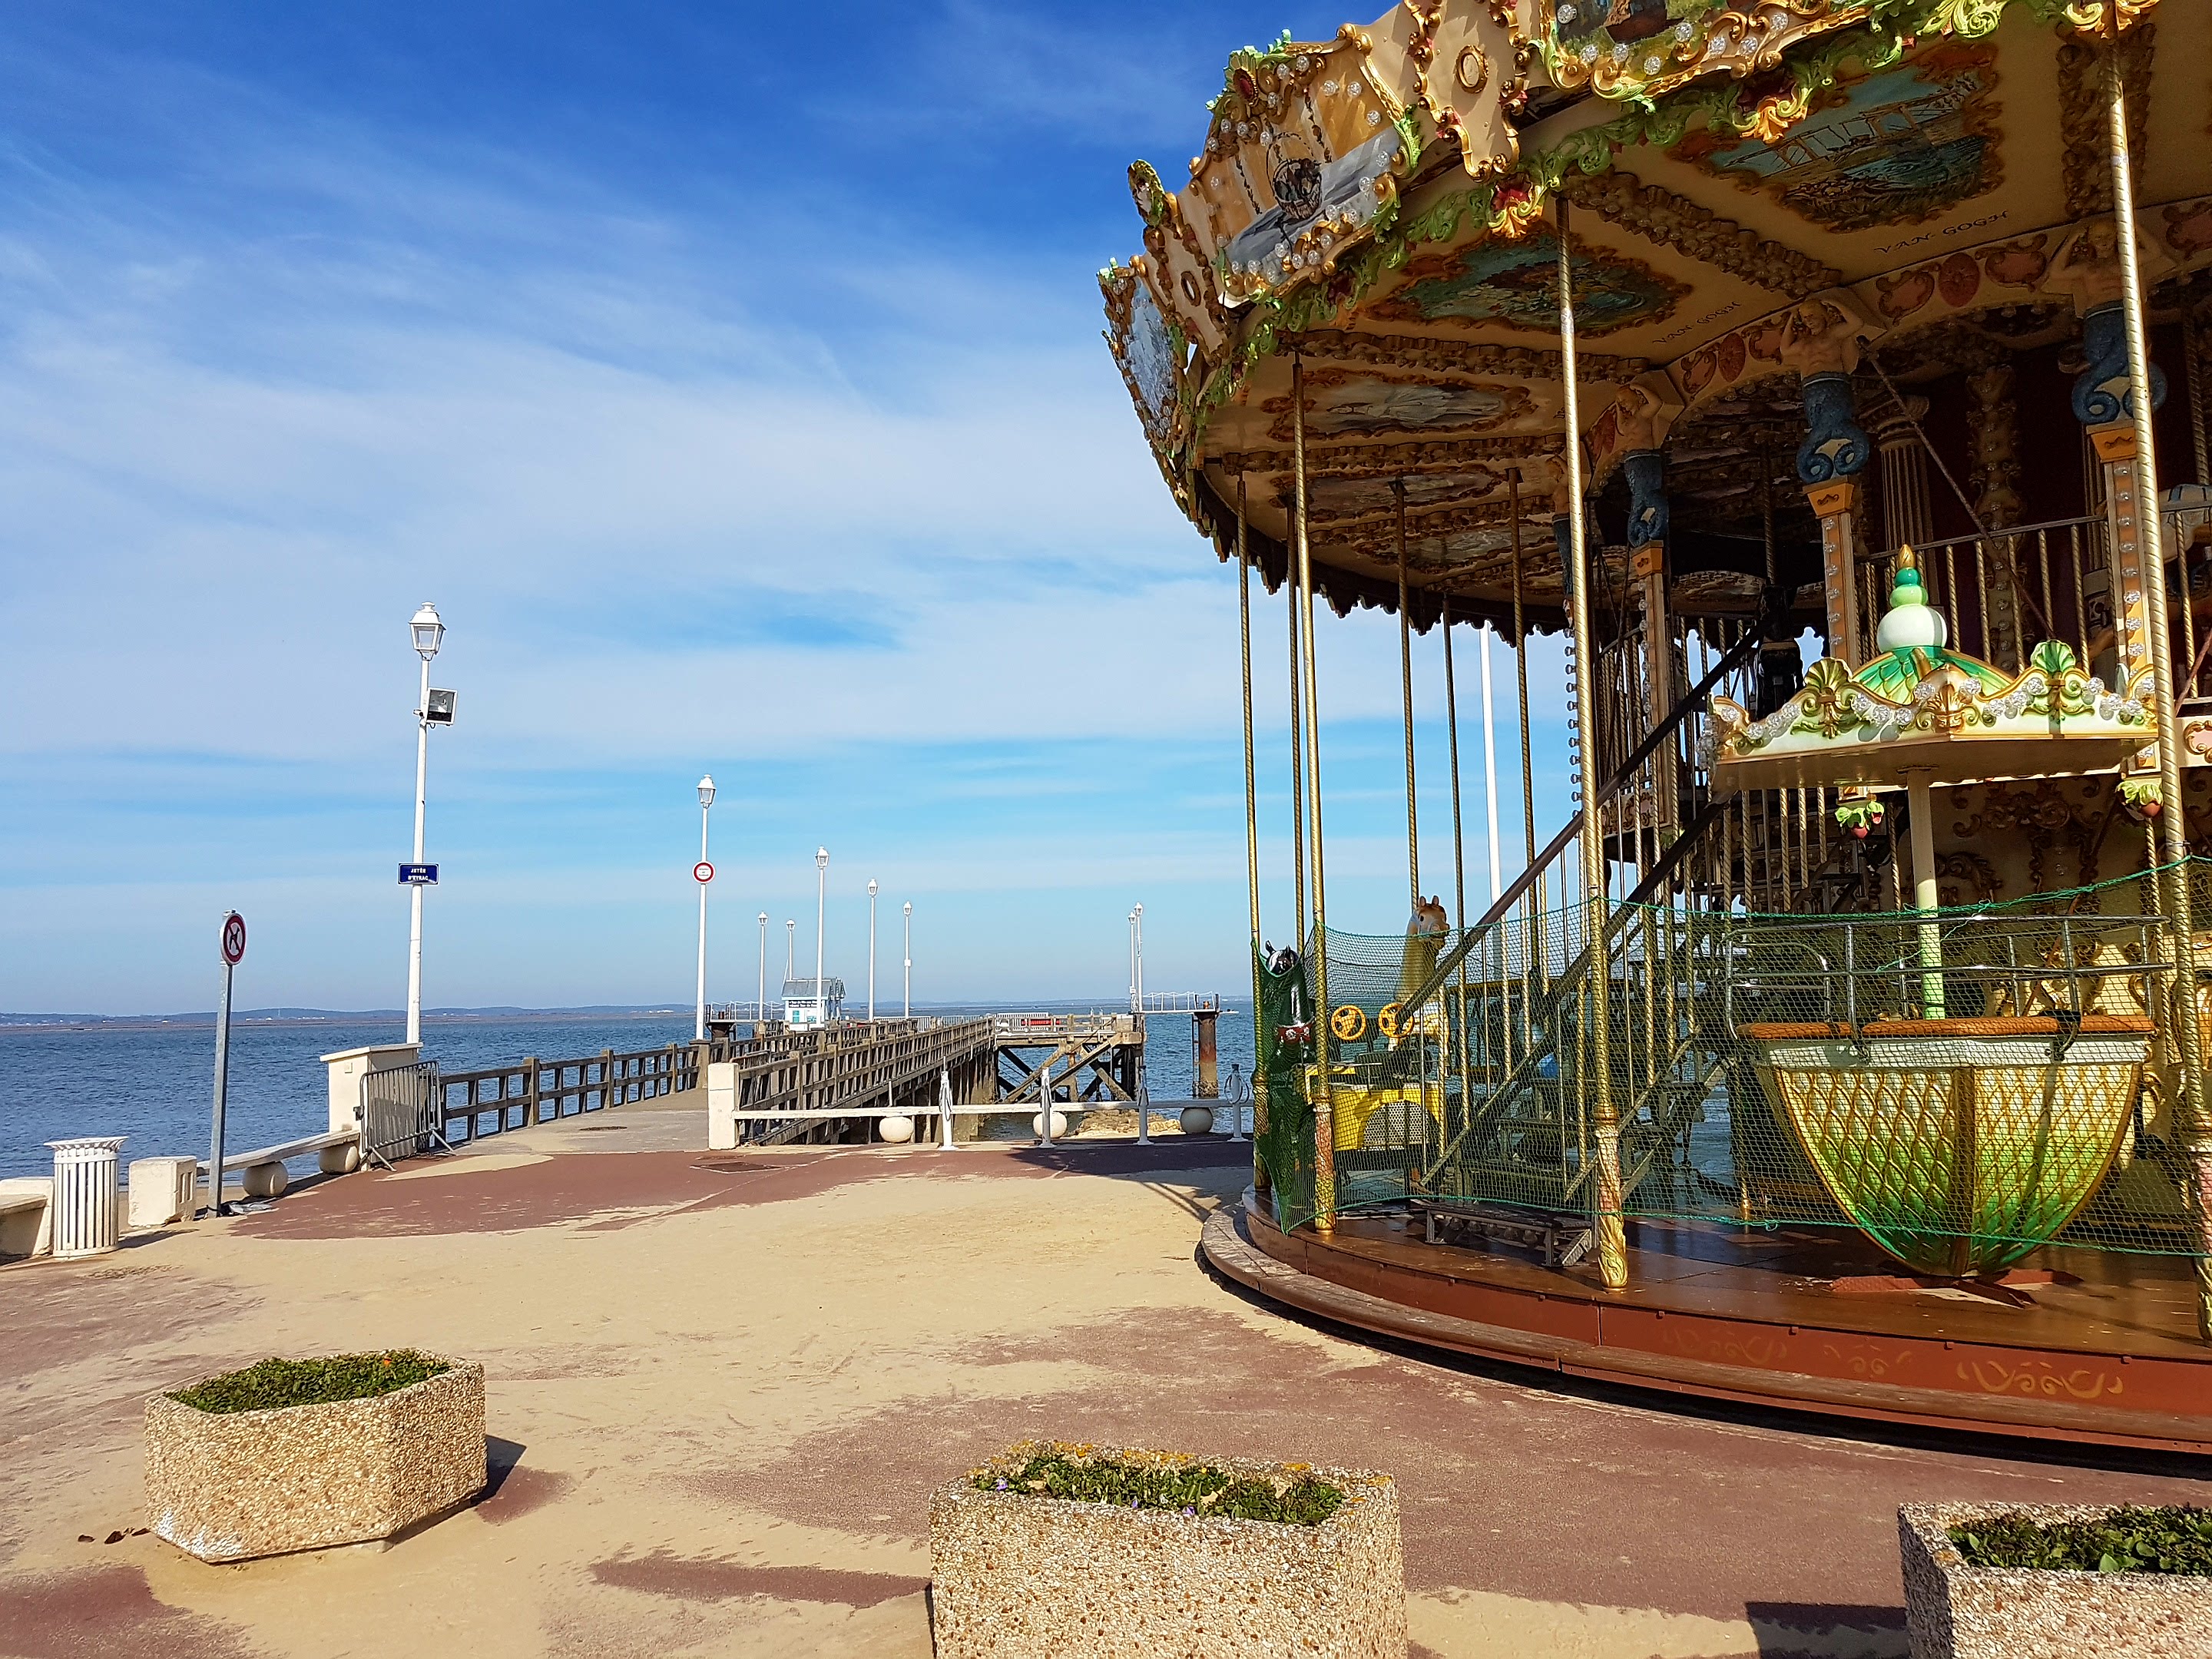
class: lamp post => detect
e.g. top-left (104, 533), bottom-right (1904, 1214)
top-left (902, 901), bottom-right (912, 1018)
top-left (405, 603), bottom-right (445, 1047)
top-left (757, 912), bottom-right (769, 1028)
top-left (785, 919), bottom-right (795, 982)
top-left (866, 879), bottom-right (879, 1022)
top-left (694, 776), bottom-right (715, 1040)
top-left (1131, 902), bottom-right (1147, 1144)
top-left (814, 846), bottom-right (829, 1022)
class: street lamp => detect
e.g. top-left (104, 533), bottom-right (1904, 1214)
top-left (404, 602), bottom-right (446, 1048)
top-left (866, 879), bottom-right (879, 1022)
top-left (785, 919), bottom-right (795, 981)
top-left (814, 846), bottom-right (829, 1022)
top-left (757, 912), bottom-right (769, 1028)
top-left (902, 901), bottom-right (912, 1018)
top-left (694, 775), bottom-right (715, 1041)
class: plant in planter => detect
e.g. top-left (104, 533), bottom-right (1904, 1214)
top-left (929, 1440), bottom-right (1404, 1658)
top-left (147, 1351), bottom-right (485, 1562)
top-left (1899, 1502), bottom-right (2212, 1659)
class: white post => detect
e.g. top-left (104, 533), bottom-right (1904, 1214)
top-left (757, 912), bottom-right (769, 1029)
top-left (1137, 904), bottom-right (1149, 1142)
top-left (867, 879), bottom-right (879, 1022)
top-left (1039, 1055), bottom-right (1055, 1146)
top-left (814, 847), bottom-right (829, 1022)
top-left (939, 1066), bottom-right (955, 1151)
top-left (695, 777), bottom-right (714, 1041)
top-left (786, 919), bottom-right (795, 982)
top-left (406, 648), bottom-right (430, 1047)
top-left (903, 901), bottom-right (912, 1018)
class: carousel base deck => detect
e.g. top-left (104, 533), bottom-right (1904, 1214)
top-left (1204, 1194), bottom-right (2212, 1455)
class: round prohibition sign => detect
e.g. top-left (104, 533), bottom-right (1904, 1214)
top-left (694, 862), bottom-right (715, 884)
top-left (220, 912), bottom-right (247, 966)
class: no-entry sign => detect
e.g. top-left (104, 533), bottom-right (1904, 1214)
top-left (694, 861), bottom-right (715, 884)
top-left (220, 912), bottom-right (247, 966)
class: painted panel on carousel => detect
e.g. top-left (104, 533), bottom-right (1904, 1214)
top-left (1671, 46), bottom-right (2002, 234)
top-left (1373, 230), bottom-right (1687, 333)
top-left (1101, 264), bottom-right (1188, 465)
top-left (1537, 0), bottom-right (1867, 103)
top-left (1264, 369), bottom-right (1536, 441)
top-left (1187, 31), bottom-right (1416, 306)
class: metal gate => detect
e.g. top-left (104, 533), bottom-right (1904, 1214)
top-left (361, 1061), bottom-right (445, 1168)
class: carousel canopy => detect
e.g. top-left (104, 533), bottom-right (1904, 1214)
top-left (1104, 0), bottom-right (2208, 634)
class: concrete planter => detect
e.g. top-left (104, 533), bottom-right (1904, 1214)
top-left (1900, 1504), bottom-right (2212, 1659)
top-left (146, 1357), bottom-right (485, 1562)
top-left (929, 1441), bottom-right (1405, 1658)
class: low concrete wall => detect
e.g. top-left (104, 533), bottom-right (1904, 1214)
top-left (147, 1357), bottom-right (485, 1562)
top-left (929, 1441), bottom-right (1405, 1658)
top-left (0, 1177), bottom-right (52, 1260)
top-left (1900, 1503), bottom-right (2212, 1658)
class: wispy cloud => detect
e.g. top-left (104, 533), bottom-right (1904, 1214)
top-left (0, 2), bottom-right (1574, 1012)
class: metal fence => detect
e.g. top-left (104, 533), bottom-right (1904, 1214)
top-left (362, 1061), bottom-right (444, 1168)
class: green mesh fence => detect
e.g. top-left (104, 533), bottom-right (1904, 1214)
top-left (1254, 865), bottom-right (2212, 1277)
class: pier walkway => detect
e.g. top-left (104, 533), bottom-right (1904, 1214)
top-left (5, 1109), bottom-right (2209, 1659)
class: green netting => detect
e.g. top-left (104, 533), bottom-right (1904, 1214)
top-left (1254, 865), bottom-right (2212, 1277)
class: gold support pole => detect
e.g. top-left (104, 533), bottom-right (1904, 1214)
top-left (1288, 546), bottom-right (1308, 943)
top-left (1399, 481), bottom-right (1422, 912)
top-left (1444, 597), bottom-right (1466, 933)
top-left (1237, 475), bottom-right (1268, 1195)
top-left (1510, 472), bottom-right (1541, 977)
top-left (1558, 198), bottom-right (1628, 1289)
top-left (1294, 356), bottom-right (1336, 1232)
top-left (2108, 48), bottom-right (2212, 1335)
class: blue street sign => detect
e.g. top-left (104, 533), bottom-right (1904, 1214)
top-left (399, 863), bottom-right (439, 886)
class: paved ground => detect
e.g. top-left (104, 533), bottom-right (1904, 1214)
top-left (3, 1110), bottom-right (2207, 1658)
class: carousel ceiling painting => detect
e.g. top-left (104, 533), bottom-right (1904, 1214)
top-left (1101, 0), bottom-right (2212, 629)
top-left (1669, 47), bottom-right (2004, 233)
top-left (1372, 230), bottom-right (1690, 332)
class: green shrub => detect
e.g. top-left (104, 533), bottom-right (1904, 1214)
top-left (975, 1452), bottom-right (1343, 1526)
top-left (171, 1352), bottom-right (449, 1414)
top-left (1950, 1506), bottom-right (2212, 1576)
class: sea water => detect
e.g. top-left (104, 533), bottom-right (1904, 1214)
top-left (0, 1003), bottom-right (1258, 1181)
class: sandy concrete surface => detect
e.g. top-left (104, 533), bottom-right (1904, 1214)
top-left (2, 1121), bottom-right (2207, 1659)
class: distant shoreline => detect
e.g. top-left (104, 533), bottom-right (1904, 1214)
top-left (0, 998), bottom-right (1180, 1035)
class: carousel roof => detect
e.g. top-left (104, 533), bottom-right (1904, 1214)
top-left (1103, 0), bottom-right (2210, 633)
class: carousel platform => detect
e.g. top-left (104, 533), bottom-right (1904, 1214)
top-left (1204, 1190), bottom-right (2212, 1456)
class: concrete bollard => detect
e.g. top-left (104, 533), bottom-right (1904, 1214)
top-left (880, 1115), bottom-right (915, 1144)
top-left (127, 1157), bottom-right (200, 1229)
top-left (707, 1060), bottom-right (739, 1151)
top-left (241, 1161), bottom-right (289, 1200)
top-left (47, 1137), bottom-right (127, 1259)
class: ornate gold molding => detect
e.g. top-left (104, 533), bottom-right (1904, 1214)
top-left (1559, 169), bottom-right (1842, 299)
top-left (1279, 327), bottom-right (1640, 382)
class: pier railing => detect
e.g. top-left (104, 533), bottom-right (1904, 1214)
top-left (434, 1018), bottom-right (983, 1144)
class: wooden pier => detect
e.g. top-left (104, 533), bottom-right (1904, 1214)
top-left (425, 1011), bottom-right (1150, 1150)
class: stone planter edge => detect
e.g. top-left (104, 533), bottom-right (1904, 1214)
top-left (929, 1439), bottom-right (1406, 1659)
top-left (146, 1354), bottom-right (486, 1563)
top-left (1899, 1502), bottom-right (2212, 1659)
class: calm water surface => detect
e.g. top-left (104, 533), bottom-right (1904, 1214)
top-left (0, 1003), bottom-right (1256, 1181)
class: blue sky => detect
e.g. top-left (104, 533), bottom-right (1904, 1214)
top-left (0, 2), bottom-right (1576, 1013)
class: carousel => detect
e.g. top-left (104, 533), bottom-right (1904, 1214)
top-left (1104, 0), bottom-right (2212, 1450)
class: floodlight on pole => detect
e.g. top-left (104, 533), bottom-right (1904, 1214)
top-left (814, 846), bottom-right (829, 1024)
top-left (866, 879), bottom-right (879, 1022)
top-left (694, 775), bottom-right (715, 1041)
top-left (902, 901), bottom-right (912, 1018)
top-left (757, 912), bottom-right (770, 1027)
top-left (403, 602), bottom-right (446, 1048)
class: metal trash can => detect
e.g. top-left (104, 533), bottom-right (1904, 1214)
top-left (47, 1137), bottom-right (127, 1259)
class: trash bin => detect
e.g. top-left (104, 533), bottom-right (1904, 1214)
top-left (47, 1137), bottom-right (127, 1259)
